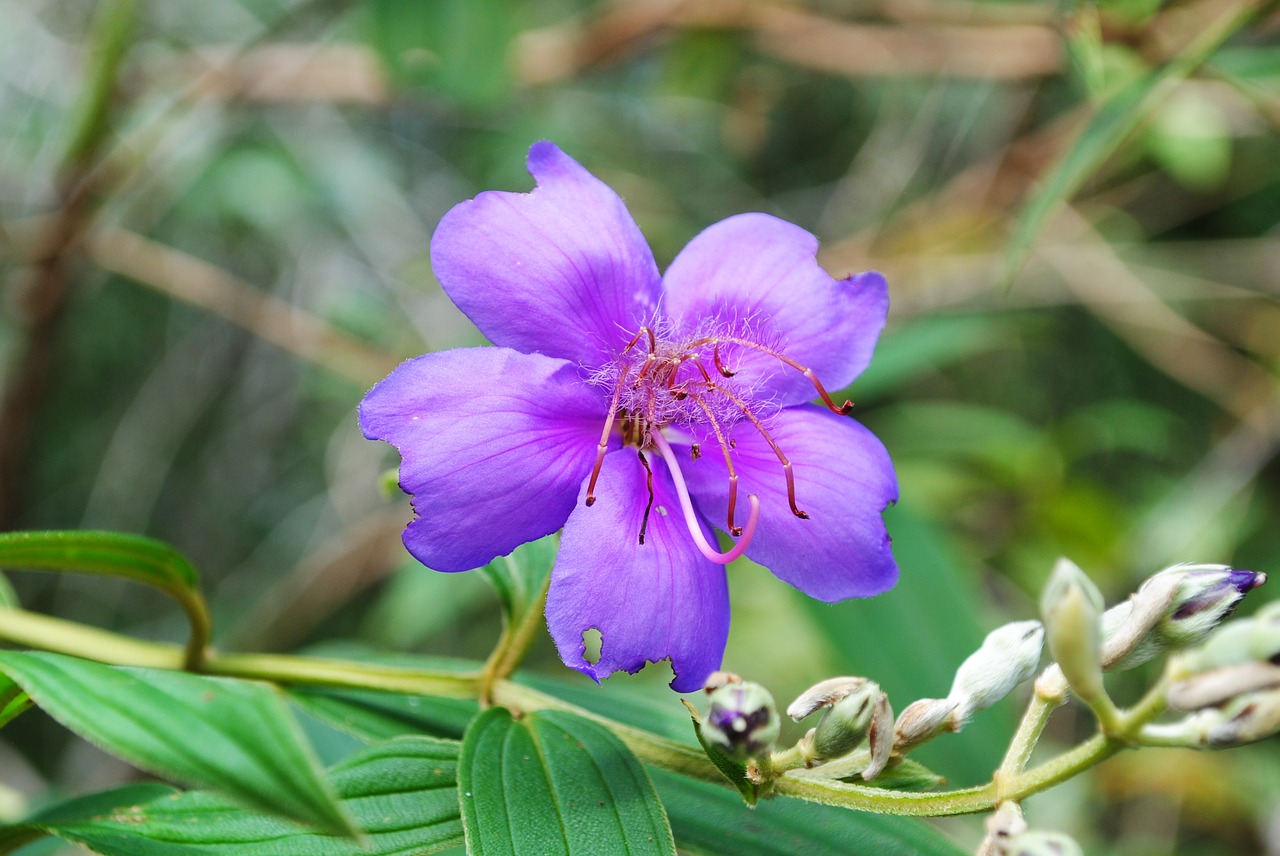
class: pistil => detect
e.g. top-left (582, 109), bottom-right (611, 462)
top-left (651, 431), bottom-right (759, 565)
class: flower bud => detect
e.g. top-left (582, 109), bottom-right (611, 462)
top-left (1041, 558), bottom-right (1105, 705)
top-left (810, 683), bottom-right (879, 759)
top-left (1147, 687), bottom-right (1280, 748)
top-left (1182, 600), bottom-right (1280, 673)
top-left (892, 697), bottom-right (957, 752)
top-left (788, 677), bottom-right (893, 778)
top-left (1167, 661), bottom-right (1280, 711)
top-left (998, 830), bottom-right (1084, 856)
top-left (701, 681), bottom-right (780, 761)
top-left (1109, 564), bottom-right (1265, 666)
top-left (947, 620), bottom-right (1044, 726)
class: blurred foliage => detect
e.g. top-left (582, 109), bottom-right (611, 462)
top-left (1, 0), bottom-right (1279, 852)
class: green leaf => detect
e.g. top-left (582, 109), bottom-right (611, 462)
top-left (0, 678), bottom-right (29, 728)
top-left (367, 0), bottom-right (518, 107)
top-left (0, 531), bottom-right (210, 666)
top-left (289, 687), bottom-right (478, 742)
top-left (3, 737), bottom-right (463, 855)
top-left (0, 783), bottom-right (176, 854)
top-left (652, 769), bottom-right (966, 856)
top-left (460, 707), bottom-right (676, 855)
top-left (0, 530), bottom-right (199, 592)
top-left (0, 651), bottom-right (354, 837)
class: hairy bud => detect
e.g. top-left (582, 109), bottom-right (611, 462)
top-left (1103, 564), bottom-right (1265, 670)
top-left (948, 620), bottom-right (1044, 726)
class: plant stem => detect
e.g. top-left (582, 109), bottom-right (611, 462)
top-left (479, 575), bottom-right (551, 706)
top-left (0, 606), bottom-right (1151, 818)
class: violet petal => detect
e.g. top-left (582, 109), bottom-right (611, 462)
top-left (359, 347), bottom-right (605, 572)
top-left (660, 212), bottom-right (888, 406)
top-left (682, 404), bottom-right (899, 600)
top-left (547, 447), bottom-right (729, 693)
top-left (431, 142), bottom-right (662, 368)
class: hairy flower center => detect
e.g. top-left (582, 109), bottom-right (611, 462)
top-left (583, 323), bottom-right (854, 564)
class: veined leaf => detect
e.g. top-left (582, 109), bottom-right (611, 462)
top-left (289, 686), bottom-right (478, 742)
top-left (460, 707), bottom-right (676, 855)
top-left (0, 737), bottom-right (463, 855)
top-left (0, 531), bottom-right (210, 664)
top-left (0, 783), bottom-right (175, 854)
top-left (0, 651), bottom-right (354, 837)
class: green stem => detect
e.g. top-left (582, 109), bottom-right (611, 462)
top-left (0, 606), bottom-right (1148, 818)
top-left (479, 576), bottom-right (551, 706)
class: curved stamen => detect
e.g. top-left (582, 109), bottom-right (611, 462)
top-left (686, 395), bottom-right (743, 535)
top-left (585, 380), bottom-right (626, 506)
top-left (689, 334), bottom-right (854, 415)
top-left (692, 357), bottom-right (810, 519)
top-left (650, 431), bottom-right (759, 566)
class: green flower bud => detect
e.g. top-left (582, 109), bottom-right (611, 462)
top-left (811, 683), bottom-right (879, 760)
top-left (701, 681), bottom-right (780, 761)
top-left (1041, 558), bottom-right (1105, 705)
top-left (788, 677), bottom-right (893, 778)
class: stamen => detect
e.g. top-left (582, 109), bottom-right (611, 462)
top-left (651, 431), bottom-right (759, 566)
top-left (585, 381), bottom-right (626, 506)
top-left (690, 335), bottom-right (854, 415)
top-left (636, 450), bottom-right (655, 544)
top-left (687, 394), bottom-right (743, 535)
top-left (691, 361), bottom-right (810, 519)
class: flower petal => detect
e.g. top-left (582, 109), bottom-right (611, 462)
top-left (430, 142), bottom-right (662, 368)
top-left (547, 448), bottom-right (729, 693)
top-left (683, 404), bottom-right (898, 601)
top-left (359, 347), bottom-right (605, 572)
top-left (661, 212), bottom-right (888, 405)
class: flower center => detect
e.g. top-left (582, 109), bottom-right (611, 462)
top-left (582, 323), bottom-right (855, 563)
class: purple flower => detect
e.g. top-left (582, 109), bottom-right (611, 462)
top-left (359, 142), bottom-right (898, 692)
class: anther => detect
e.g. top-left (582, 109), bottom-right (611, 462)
top-left (713, 343), bottom-right (735, 378)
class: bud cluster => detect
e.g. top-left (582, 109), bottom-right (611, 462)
top-left (1147, 601), bottom-right (1280, 748)
top-left (1038, 559), bottom-right (1265, 714)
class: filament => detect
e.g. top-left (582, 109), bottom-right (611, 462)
top-left (650, 431), bottom-right (758, 566)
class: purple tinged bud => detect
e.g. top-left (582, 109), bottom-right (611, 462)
top-left (1104, 564), bottom-right (1267, 671)
top-left (1172, 568), bottom-right (1263, 620)
top-left (701, 681), bottom-right (780, 761)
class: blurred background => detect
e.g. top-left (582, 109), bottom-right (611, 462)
top-left (1, 0), bottom-right (1278, 853)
